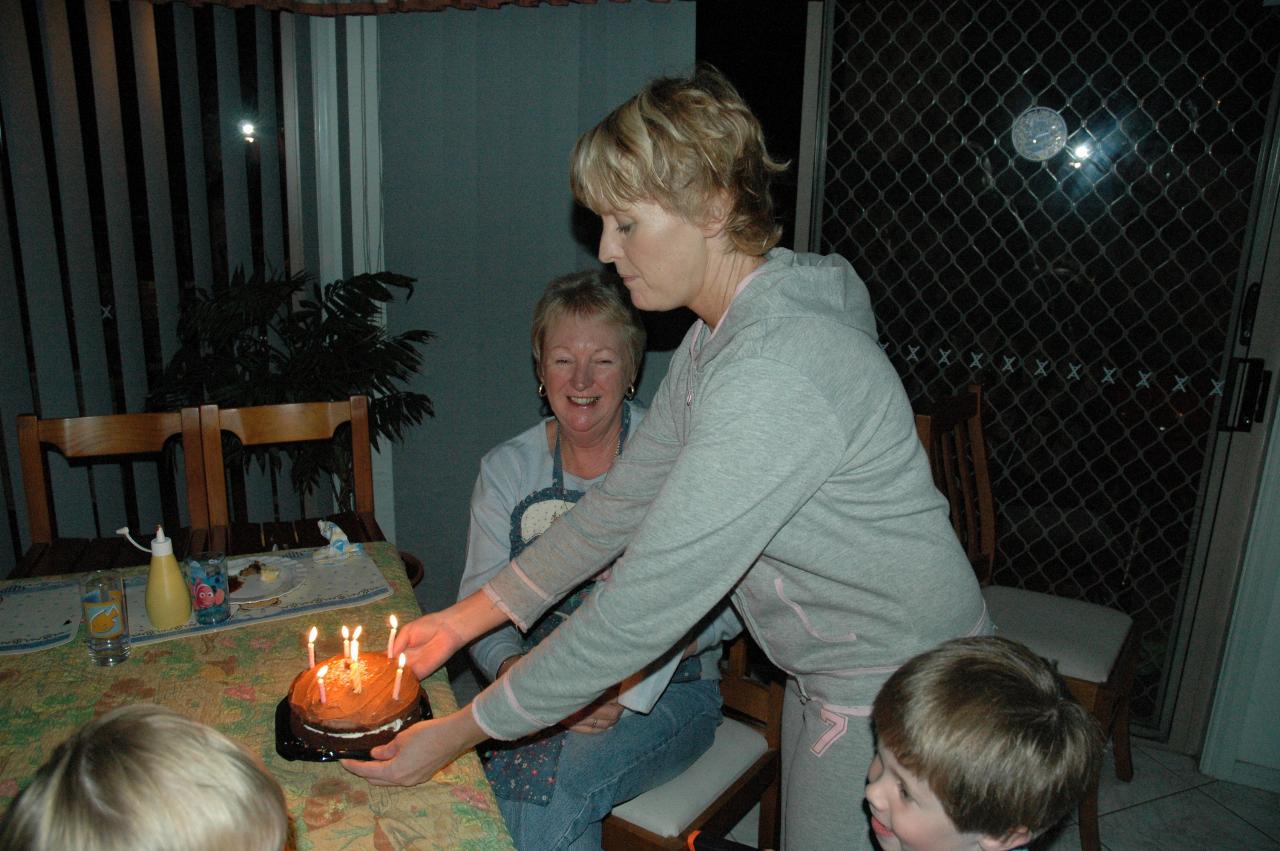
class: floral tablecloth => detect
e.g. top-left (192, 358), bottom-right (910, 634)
top-left (0, 542), bottom-right (514, 851)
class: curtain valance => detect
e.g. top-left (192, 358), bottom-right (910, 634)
top-left (132, 0), bottom-right (673, 16)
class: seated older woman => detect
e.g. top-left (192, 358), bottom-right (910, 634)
top-left (457, 270), bottom-right (740, 851)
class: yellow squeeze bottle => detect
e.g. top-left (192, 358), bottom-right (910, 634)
top-left (143, 525), bottom-right (190, 629)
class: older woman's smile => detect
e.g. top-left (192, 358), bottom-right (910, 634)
top-left (540, 312), bottom-right (629, 449)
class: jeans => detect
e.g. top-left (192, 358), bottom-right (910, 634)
top-left (494, 678), bottom-right (723, 851)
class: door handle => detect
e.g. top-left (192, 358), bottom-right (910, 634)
top-left (1219, 357), bottom-right (1273, 432)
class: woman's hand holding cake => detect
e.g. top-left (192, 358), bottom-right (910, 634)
top-left (339, 595), bottom-right (504, 784)
top-left (341, 708), bottom-right (486, 786)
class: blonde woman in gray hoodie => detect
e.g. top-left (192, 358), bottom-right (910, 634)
top-left (346, 66), bottom-right (991, 851)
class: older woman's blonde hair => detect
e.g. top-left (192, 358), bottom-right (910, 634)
top-left (570, 64), bottom-right (788, 256)
top-left (531, 270), bottom-right (646, 383)
top-left (0, 704), bottom-right (289, 851)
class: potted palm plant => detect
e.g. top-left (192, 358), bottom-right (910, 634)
top-left (148, 269), bottom-right (434, 518)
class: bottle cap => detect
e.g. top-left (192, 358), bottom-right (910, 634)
top-left (151, 525), bottom-right (174, 557)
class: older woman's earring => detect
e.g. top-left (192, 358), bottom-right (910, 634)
top-left (538, 382), bottom-right (547, 398)
top-left (626, 384), bottom-right (636, 399)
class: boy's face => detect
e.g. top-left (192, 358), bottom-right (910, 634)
top-left (864, 747), bottom-right (1028, 851)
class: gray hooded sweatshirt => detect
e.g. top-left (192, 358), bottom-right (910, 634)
top-left (474, 248), bottom-right (987, 740)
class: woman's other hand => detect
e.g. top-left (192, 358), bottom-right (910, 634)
top-left (394, 591), bottom-right (511, 679)
top-left (341, 708), bottom-right (485, 786)
top-left (498, 655), bottom-right (623, 734)
top-left (561, 688), bottom-right (623, 734)
top-left (392, 613), bottom-right (468, 679)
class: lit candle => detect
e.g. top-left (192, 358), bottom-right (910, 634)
top-left (393, 652), bottom-right (406, 700)
top-left (353, 654), bottom-right (362, 694)
top-left (387, 614), bottom-right (398, 659)
top-left (351, 637), bottom-right (360, 666)
top-left (307, 626), bottom-right (317, 668)
top-left (316, 664), bottom-right (329, 704)
top-left (341, 625), bottom-right (350, 659)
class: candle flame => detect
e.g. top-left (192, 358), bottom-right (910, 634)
top-left (390, 614), bottom-right (398, 629)
top-left (398, 652), bottom-right (406, 669)
top-left (341, 625), bottom-right (349, 639)
top-left (317, 665), bottom-right (329, 678)
top-left (308, 626), bottom-right (317, 642)
top-left (352, 625), bottom-right (363, 641)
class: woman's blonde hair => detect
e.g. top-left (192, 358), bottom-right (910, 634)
top-left (0, 704), bottom-right (289, 851)
top-left (531, 270), bottom-right (646, 382)
top-left (570, 64), bottom-right (788, 256)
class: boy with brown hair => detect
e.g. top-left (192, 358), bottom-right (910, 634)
top-left (866, 636), bottom-right (1102, 851)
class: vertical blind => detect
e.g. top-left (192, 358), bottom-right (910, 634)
top-left (0, 0), bottom-right (294, 564)
top-left (133, 0), bottom-right (675, 16)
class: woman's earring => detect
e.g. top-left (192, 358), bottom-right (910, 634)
top-left (626, 384), bottom-right (636, 400)
top-left (538, 382), bottom-right (547, 398)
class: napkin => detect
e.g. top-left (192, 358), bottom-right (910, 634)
top-left (313, 520), bottom-right (364, 564)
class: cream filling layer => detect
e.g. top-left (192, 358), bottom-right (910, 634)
top-left (302, 717), bottom-right (406, 739)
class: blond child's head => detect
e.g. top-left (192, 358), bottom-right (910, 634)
top-left (867, 636), bottom-right (1102, 851)
top-left (0, 703), bottom-right (288, 851)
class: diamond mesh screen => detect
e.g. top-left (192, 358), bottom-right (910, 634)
top-left (818, 0), bottom-right (1280, 732)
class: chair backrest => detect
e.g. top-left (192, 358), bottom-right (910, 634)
top-left (17, 409), bottom-right (207, 545)
top-left (713, 632), bottom-right (783, 850)
top-left (719, 634), bottom-right (785, 750)
top-left (200, 396), bottom-right (374, 528)
top-left (914, 384), bottom-right (997, 585)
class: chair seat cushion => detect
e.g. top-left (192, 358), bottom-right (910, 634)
top-left (609, 717), bottom-right (768, 838)
top-left (983, 585), bottom-right (1133, 683)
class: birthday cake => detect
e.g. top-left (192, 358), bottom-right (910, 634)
top-left (287, 653), bottom-right (423, 753)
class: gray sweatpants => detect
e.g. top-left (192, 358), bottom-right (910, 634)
top-left (779, 680), bottom-right (878, 851)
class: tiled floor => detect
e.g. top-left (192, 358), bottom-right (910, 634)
top-left (448, 661), bottom-right (1280, 851)
top-left (1032, 743), bottom-right (1280, 851)
top-left (723, 742), bottom-right (1280, 850)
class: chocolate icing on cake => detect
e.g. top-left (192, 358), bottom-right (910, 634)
top-left (288, 653), bottom-right (422, 752)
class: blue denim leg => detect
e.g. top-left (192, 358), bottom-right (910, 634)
top-left (494, 678), bottom-right (723, 851)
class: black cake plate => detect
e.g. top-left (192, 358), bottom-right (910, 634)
top-left (275, 690), bottom-right (432, 762)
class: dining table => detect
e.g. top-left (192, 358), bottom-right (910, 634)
top-left (0, 540), bottom-right (514, 850)
top-left (15, 509), bottom-right (382, 579)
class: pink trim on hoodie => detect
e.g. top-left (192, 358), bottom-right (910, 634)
top-left (470, 701), bottom-right (503, 740)
top-left (502, 673), bottom-right (546, 731)
top-left (775, 578), bottom-right (858, 643)
top-left (483, 581), bottom-right (530, 633)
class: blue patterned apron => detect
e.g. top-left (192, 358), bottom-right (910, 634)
top-left (480, 407), bottom-right (703, 805)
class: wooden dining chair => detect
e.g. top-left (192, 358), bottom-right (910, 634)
top-left (199, 396), bottom-right (379, 547)
top-left (200, 396), bottom-right (425, 587)
top-left (601, 634), bottom-right (783, 851)
top-left (915, 384), bottom-right (1139, 851)
top-left (16, 408), bottom-right (209, 578)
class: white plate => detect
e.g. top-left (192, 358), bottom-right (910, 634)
top-left (227, 556), bottom-right (301, 604)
